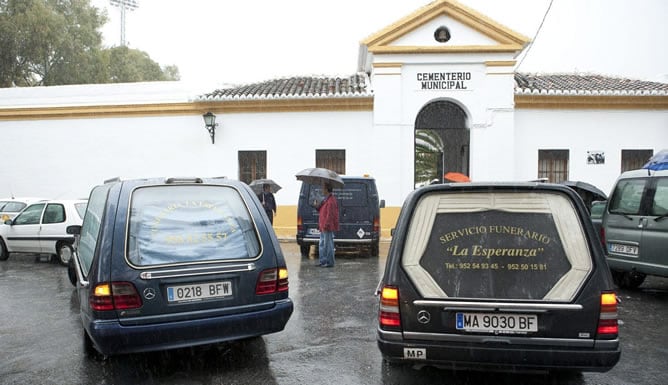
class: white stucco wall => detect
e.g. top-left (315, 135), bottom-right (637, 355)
top-left (514, 108), bottom-right (668, 195)
top-left (0, 110), bottom-right (383, 207)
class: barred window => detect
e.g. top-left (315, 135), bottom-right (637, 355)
top-left (621, 149), bottom-right (653, 172)
top-left (538, 150), bottom-right (569, 183)
top-left (238, 151), bottom-right (266, 184)
top-left (316, 149), bottom-right (345, 175)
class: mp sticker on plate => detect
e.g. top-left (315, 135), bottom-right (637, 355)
top-left (403, 348), bottom-right (426, 360)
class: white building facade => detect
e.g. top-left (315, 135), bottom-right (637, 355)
top-left (1, 0), bottom-right (667, 238)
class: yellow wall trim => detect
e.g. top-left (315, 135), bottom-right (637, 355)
top-left (362, 0), bottom-right (529, 49)
top-left (0, 97), bottom-right (374, 121)
top-left (368, 44), bottom-right (524, 55)
top-left (514, 95), bottom-right (668, 110)
top-left (485, 60), bottom-right (516, 67)
top-left (373, 62), bottom-right (404, 68)
top-left (272, 205), bottom-right (400, 240)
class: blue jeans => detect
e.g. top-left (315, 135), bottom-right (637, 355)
top-left (319, 231), bottom-right (335, 266)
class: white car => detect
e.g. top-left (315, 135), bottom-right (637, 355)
top-left (0, 197), bottom-right (48, 222)
top-left (0, 199), bottom-right (87, 265)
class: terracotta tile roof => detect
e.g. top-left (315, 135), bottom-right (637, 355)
top-left (514, 73), bottom-right (668, 96)
top-left (196, 72), bottom-right (668, 101)
top-left (196, 73), bottom-right (372, 101)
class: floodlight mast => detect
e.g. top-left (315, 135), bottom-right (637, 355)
top-left (110, 0), bottom-right (139, 46)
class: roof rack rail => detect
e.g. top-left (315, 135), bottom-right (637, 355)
top-left (103, 177), bottom-right (121, 184)
top-left (165, 177), bottom-right (203, 184)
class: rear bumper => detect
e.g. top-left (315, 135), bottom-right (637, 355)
top-left (377, 329), bottom-right (620, 372)
top-left (606, 256), bottom-right (668, 278)
top-left (296, 233), bottom-right (380, 245)
top-left (85, 299), bottom-right (293, 356)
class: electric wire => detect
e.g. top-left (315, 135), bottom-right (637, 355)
top-left (516, 0), bottom-right (555, 70)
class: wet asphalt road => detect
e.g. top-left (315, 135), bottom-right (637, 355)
top-left (1, 242), bottom-right (667, 385)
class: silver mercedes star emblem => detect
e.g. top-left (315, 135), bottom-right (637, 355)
top-left (143, 288), bottom-right (156, 300)
top-left (417, 310), bottom-right (431, 324)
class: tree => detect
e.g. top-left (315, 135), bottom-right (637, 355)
top-left (0, 0), bottom-right (179, 87)
top-left (107, 46), bottom-right (180, 83)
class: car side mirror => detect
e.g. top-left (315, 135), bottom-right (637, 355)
top-left (66, 225), bottom-right (81, 235)
top-left (3, 219), bottom-right (12, 225)
top-left (390, 228), bottom-right (395, 237)
top-left (379, 199), bottom-right (386, 209)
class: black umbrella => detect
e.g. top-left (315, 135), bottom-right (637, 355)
top-left (295, 167), bottom-right (344, 189)
top-left (560, 180), bottom-right (607, 211)
top-left (249, 179), bottom-right (282, 194)
top-left (560, 181), bottom-right (607, 201)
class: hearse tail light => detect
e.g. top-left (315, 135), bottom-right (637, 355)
top-left (597, 292), bottom-right (619, 337)
top-left (90, 282), bottom-right (142, 311)
top-left (256, 268), bottom-right (289, 295)
top-left (599, 227), bottom-right (606, 248)
top-left (373, 216), bottom-right (380, 233)
top-left (278, 267), bottom-right (289, 292)
top-left (297, 215), bottom-right (303, 232)
top-left (379, 286), bottom-right (401, 329)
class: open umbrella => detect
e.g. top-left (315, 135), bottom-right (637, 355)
top-left (642, 149), bottom-right (668, 171)
top-left (560, 181), bottom-right (607, 201)
top-left (444, 172), bottom-right (471, 183)
top-left (560, 180), bottom-right (607, 211)
top-left (249, 179), bottom-right (282, 194)
top-left (295, 167), bottom-right (344, 189)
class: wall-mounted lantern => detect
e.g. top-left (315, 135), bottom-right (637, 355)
top-left (202, 112), bottom-right (218, 144)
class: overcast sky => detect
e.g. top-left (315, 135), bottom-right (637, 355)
top-left (90, 0), bottom-right (668, 86)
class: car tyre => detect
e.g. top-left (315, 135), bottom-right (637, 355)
top-left (83, 330), bottom-right (107, 361)
top-left (56, 243), bottom-right (74, 266)
top-left (370, 240), bottom-right (379, 257)
top-left (0, 239), bottom-right (8, 261)
top-left (612, 270), bottom-right (646, 289)
top-left (67, 258), bottom-right (77, 286)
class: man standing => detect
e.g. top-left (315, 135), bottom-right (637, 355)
top-left (316, 182), bottom-right (339, 267)
top-left (258, 184), bottom-right (277, 224)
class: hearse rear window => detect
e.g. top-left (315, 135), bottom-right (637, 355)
top-left (127, 185), bottom-right (260, 266)
top-left (401, 191), bottom-right (592, 302)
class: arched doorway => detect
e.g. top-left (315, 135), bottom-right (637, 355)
top-left (414, 100), bottom-right (469, 187)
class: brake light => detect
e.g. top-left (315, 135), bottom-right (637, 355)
top-left (256, 268), bottom-right (289, 295)
top-left (599, 227), bottom-right (606, 248)
top-left (597, 292), bottom-right (619, 337)
top-left (90, 282), bottom-right (142, 311)
top-left (297, 215), bottom-right (303, 232)
top-left (373, 216), bottom-right (380, 233)
top-left (379, 286), bottom-right (401, 328)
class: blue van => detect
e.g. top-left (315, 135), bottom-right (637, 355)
top-left (296, 175), bottom-right (384, 257)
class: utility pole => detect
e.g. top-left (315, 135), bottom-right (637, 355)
top-left (110, 0), bottom-right (139, 46)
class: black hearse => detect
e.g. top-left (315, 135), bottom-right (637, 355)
top-left (377, 182), bottom-right (620, 373)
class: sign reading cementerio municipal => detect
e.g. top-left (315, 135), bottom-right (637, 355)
top-left (417, 71), bottom-right (472, 90)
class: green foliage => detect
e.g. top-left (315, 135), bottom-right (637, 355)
top-left (0, 0), bottom-right (179, 87)
top-left (415, 129), bottom-right (445, 185)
